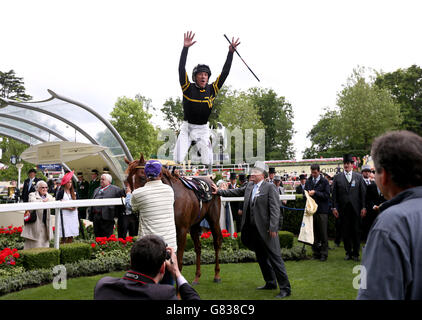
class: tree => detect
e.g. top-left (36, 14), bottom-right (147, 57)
top-left (0, 70), bottom-right (32, 102)
top-left (302, 109), bottom-right (341, 158)
top-left (0, 70), bottom-right (37, 180)
top-left (248, 87), bottom-right (295, 160)
top-left (161, 97), bottom-right (184, 132)
top-left (0, 137), bottom-right (40, 181)
top-left (303, 67), bottom-right (402, 159)
top-left (375, 65), bottom-right (422, 136)
top-left (109, 96), bottom-right (160, 159)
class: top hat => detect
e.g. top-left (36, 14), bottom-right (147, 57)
top-left (77, 172), bottom-right (83, 176)
top-left (238, 173), bottom-right (246, 182)
top-left (299, 174), bottom-right (307, 180)
top-left (274, 175), bottom-right (281, 181)
top-left (343, 153), bottom-right (354, 164)
top-left (229, 172), bottom-right (237, 180)
top-left (91, 169), bottom-right (99, 175)
top-left (361, 164), bottom-right (371, 172)
top-left (269, 167), bottom-right (276, 174)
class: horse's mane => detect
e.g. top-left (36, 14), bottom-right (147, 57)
top-left (161, 167), bottom-right (179, 183)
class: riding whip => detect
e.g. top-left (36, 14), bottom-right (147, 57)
top-left (224, 34), bottom-right (260, 82)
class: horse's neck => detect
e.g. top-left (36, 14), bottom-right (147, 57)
top-left (161, 174), bottom-right (174, 188)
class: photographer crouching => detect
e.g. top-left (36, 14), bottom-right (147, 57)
top-left (94, 234), bottom-right (200, 300)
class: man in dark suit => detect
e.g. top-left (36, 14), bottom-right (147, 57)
top-left (304, 164), bottom-right (331, 261)
top-left (228, 172), bottom-right (241, 232)
top-left (76, 172), bottom-right (89, 239)
top-left (295, 174), bottom-right (307, 195)
top-left (332, 154), bottom-right (367, 261)
top-left (90, 173), bottom-right (125, 237)
top-left (212, 167), bottom-right (291, 299)
top-left (88, 169), bottom-right (100, 199)
top-left (362, 178), bottom-right (385, 242)
top-left (21, 168), bottom-right (41, 202)
top-left (94, 234), bottom-right (200, 300)
top-left (267, 167), bottom-right (276, 183)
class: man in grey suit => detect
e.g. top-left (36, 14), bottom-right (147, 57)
top-left (212, 167), bottom-right (291, 299)
top-left (332, 154), bottom-right (367, 261)
top-left (90, 173), bottom-right (125, 237)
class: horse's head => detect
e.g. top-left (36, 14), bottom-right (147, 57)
top-left (125, 154), bottom-right (147, 191)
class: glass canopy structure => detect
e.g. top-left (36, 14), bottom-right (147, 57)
top-left (0, 90), bottom-right (133, 186)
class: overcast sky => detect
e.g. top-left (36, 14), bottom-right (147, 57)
top-left (1, 0), bottom-right (421, 160)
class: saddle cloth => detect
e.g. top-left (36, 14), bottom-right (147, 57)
top-left (179, 176), bottom-right (213, 202)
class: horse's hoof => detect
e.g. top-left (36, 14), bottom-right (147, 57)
top-left (213, 278), bottom-right (222, 283)
top-left (191, 281), bottom-right (199, 286)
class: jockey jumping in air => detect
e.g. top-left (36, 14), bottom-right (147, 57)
top-left (173, 31), bottom-right (240, 175)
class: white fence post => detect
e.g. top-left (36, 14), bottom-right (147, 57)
top-left (54, 209), bottom-right (61, 249)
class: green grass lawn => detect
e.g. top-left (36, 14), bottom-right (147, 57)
top-left (0, 240), bottom-right (361, 300)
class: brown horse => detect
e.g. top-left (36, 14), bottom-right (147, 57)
top-left (125, 155), bottom-right (223, 284)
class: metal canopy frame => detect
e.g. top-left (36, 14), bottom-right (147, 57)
top-left (0, 89), bottom-right (133, 184)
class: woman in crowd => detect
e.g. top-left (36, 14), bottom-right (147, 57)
top-left (56, 171), bottom-right (79, 243)
top-left (21, 180), bottom-right (54, 249)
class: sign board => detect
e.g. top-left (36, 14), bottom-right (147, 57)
top-left (272, 163), bottom-right (343, 177)
top-left (37, 164), bottom-right (63, 171)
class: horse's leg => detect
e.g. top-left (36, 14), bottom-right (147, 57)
top-left (176, 225), bottom-right (188, 272)
top-left (206, 198), bottom-right (223, 283)
top-left (190, 223), bottom-right (202, 285)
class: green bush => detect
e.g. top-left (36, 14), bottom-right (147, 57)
top-left (0, 266), bottom-right (25, 280)
top-left (0, 253), bottom-right (131, 296)
top-left (185, 234), bottom-right (194, 251)
top-left (19, 248), bottom-right (60, 271)
top-left (60, 242), bottom-right (92, 264)
top-left (279, 231), bottom-right (294, 249)
top-left (182, 246), bottom-right (307, 265)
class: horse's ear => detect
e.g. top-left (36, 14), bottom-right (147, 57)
top-left (124, 157), bottom-right (130, 164)
top-left (140, 153), bottom-right (145, 164)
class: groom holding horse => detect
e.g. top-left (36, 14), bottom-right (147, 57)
top-left (173, 31), bottom-right (240, 174)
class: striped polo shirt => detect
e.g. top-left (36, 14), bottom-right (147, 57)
top-left (130, 180), bottom-right (177, 250)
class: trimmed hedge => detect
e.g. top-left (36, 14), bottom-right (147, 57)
top-left (278, 231), bottom-right (294, 249)
top-left (0, 253), bottom-right (131, 296)
top-left (18, 248), bottom-right (60, 271)
top-left (184, 230), bottom-right (294, 251)
top-left (60, 242), bottom-right (92, 264)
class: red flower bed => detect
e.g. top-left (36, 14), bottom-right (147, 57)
top-left (90, 234), bottom-right (134, 253)
top-left (200, 230), bottom-right (238, 239)
top-left (0, 248), bottom-right (20, 267)
top-left (0, 226), bottom-right (23, 235)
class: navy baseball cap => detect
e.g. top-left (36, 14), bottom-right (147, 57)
top-left (145, 160), bottom-right (162, 178)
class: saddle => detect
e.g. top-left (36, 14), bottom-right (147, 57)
top-left (179, 176), bottom-right (213, 202)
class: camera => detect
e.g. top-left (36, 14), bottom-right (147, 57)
top-left (165, 250), bottom-right (171, 260)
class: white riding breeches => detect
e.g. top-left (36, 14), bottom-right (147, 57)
top-left (173, 121), bottom-right (213, 165)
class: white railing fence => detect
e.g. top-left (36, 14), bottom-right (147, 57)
top-left (0, 195), bottom-right (296, 249)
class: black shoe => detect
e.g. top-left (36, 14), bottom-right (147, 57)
top-left (344, 255), bottom-right (352, 261)
top-left (352, 256), bottom-right (360, 262)
top-left (257, 283), bottom-right (277, 290)
top-left (312, 254), bottom-right (321, 260)
top-left (275, 289), bottom-right (291, 299)
top-left (320, 256), bottom-right (327, 262)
